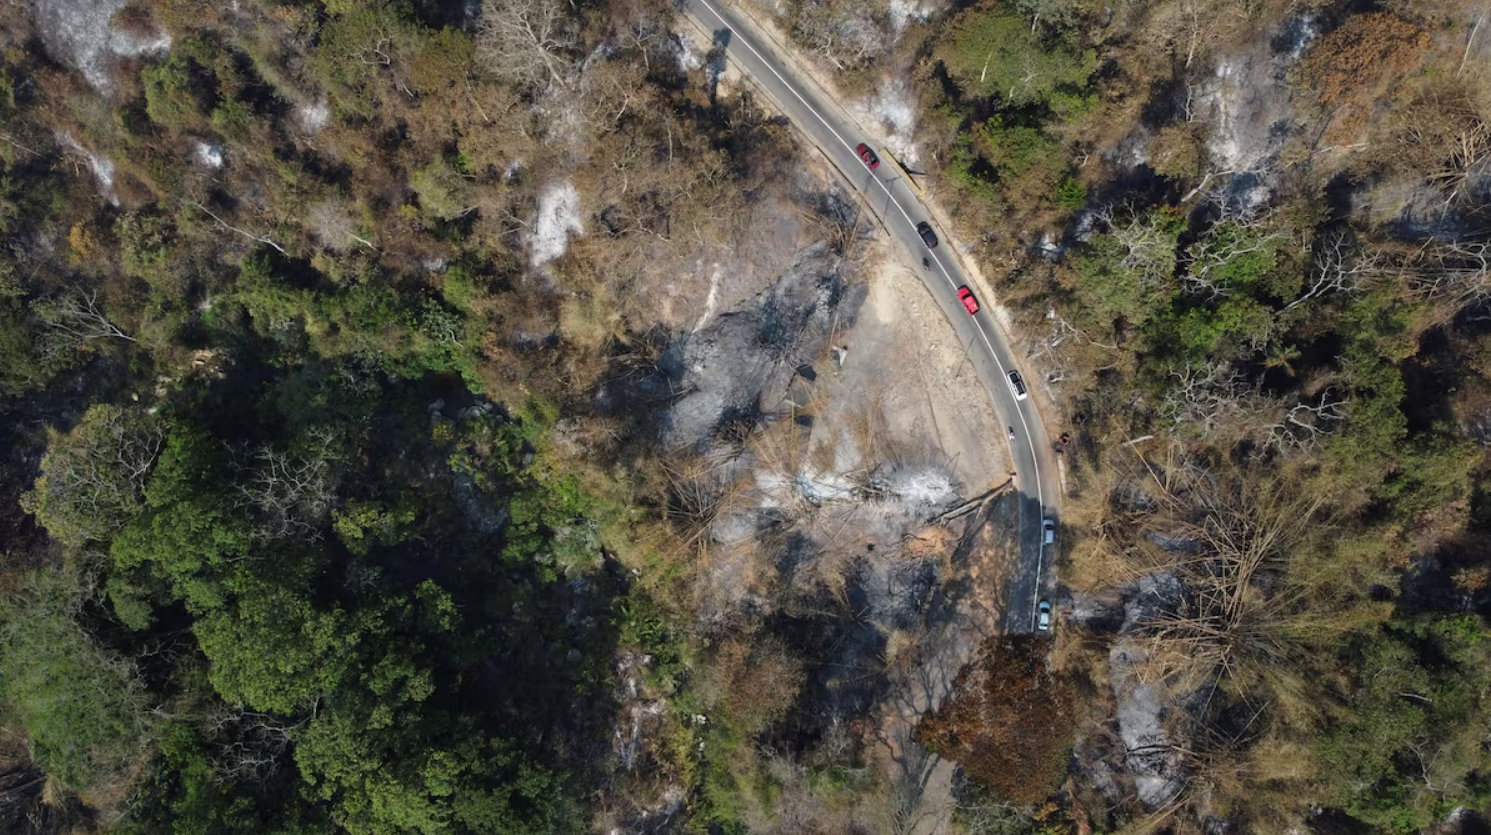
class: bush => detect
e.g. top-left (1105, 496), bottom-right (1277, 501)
top-left (411, 157), bottom-right (475, 221)
top-left (1295, 13), bottom-right (1431, 142)
top-left (976, 118), bottom-right (1070, 210)
top-left (1055, 176), bottom-right (1087, 210)
top-left (143, 54), bottom-right (214, 129)
top-left (0, 571), bottom-right (154, 793)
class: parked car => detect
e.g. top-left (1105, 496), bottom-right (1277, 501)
top-left (916, 221), bottom-right (939, 248)
top-left (1042, 519), bottom-right (1055, 545)
top-left (855, 143), bottom-right (880, 170)
top-left (1037, 600), bottom-right (1052, 631)
top-left (957, 286), bottom-right (979, 315)
top-left (1006, 370), bottom-right (1028, 400)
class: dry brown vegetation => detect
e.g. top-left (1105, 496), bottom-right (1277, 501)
top-left (918, 636), bottom-right (1076, 805)
top-left (1295, 12), bottom-right (1433, 144)
top-left (1080, 446), bottom-right (1391, 714)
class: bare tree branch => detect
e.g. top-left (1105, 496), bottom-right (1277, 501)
top-left (477, 0), bottom-right (579, 90)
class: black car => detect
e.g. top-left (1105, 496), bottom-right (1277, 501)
top-left (916, 221), bottom-right (938, 248)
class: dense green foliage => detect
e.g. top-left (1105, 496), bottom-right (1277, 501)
top-left (13, 351), bottom-right (614, 832)
top-left (0, 0), bottom-right (765, 830)
top-left (936, 5), bottom-right (1096, 108)
top-left (0, 572), bottom-right (153, 792)
top-left (1318, 617), bottom-right (1491, 832)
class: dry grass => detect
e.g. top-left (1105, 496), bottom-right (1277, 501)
top-left (1056, 442), bottom-right (1401, 832)
top-left (1089, 446), bottom-right (1389, 713)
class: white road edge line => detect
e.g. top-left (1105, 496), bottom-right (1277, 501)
top-left (692, 0), bottom-right (1048, 628)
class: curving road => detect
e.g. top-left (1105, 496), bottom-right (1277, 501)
top-left (681, 0), bottom-right (1061, 633)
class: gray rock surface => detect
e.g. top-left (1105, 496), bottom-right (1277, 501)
top-left (661, 241), bottom-right (861, 447)
top-left (35, 0), bottom-right (171, 93)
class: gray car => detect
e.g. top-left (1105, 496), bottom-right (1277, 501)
top-left (1037, 600), bottom-right (1052, 631)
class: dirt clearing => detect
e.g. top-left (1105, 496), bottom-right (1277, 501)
top-left (813, 239), bottom-right (1011, 494)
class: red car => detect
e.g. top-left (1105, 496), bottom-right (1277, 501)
top-left (855, 142), bottom-right (880, 170)
top-left (957, 285), bottom-right (980, 315)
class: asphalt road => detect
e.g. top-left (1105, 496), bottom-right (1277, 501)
top-left (681, 0), bottom-right (1061, 633)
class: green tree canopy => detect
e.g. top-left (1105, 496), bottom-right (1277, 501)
top-left (937, 5), bottom-right (1096, 106)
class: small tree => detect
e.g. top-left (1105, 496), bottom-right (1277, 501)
top-left (33, 290), bottom-right (136, 369)
top-left (937, 6), bottom-right (1096, 106)
top-left (918, 636), bottom-right (1076, 805)
top-left (1296, 13), bottom-right (1431, 143)
top-left (411, 158), bottom-right (476, 221)
top-left (22, 405), bottom-right (164, 546)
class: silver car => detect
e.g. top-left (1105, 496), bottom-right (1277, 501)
top-left (1037, 600), bottom-right (1052, 631)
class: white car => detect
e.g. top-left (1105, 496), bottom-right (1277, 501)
top-left (1007, 370), bottom-right (1028, 401)
top-left (1037, 600), bottom-right (1052, 631)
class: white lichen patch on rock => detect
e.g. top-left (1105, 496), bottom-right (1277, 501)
top-left (58, 132), bottom-right (116, 203)
top-left (887, 0), bottom-right (933, 33)
top-left (35, 0), bottom-right (170, 93)
top-left (530, 181), bottom-right (584, 268)
top-left (1107, 572), bottom-right (1189, 809)
top-left (296, 101), bottom-right (331, 135)
top-left (877, 465), bottom-right (958, 515)
top-left (194, 142), bottom-right (224, 169)
top-left (1185, 13), bottom-right (1318, 211)
top-left (674, 31), bottom-right (704, 74)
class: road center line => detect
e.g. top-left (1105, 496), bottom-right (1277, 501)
top-left (691, 0), bottom-right (1049, 626)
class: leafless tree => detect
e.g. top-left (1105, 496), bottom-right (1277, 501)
top-left (307, 200), bottom-right (377, 252)
top-left (1103, 454), bottom-right (1372, 705)
top-left (1391, 81), bottom-right (1491, 211)
top-left (792, 0), bottom-right (882, 72)
top-left (206, 707), bottom-right (298, 784)
top-left (579, 58), bottom-right (649, 133)
top-left (185, 199), bottom-right (286, 254)
top-left (230, 428), bottom-right (338, 542)
top-left (1403, 239), bottom-right (1491, 310)
top-left (1283, 230), bottom-right (1387, 312)
top-left (1094, 206), bottom-right (1180, 290)
top-left (477, 0), bottom-right (579, 91)
top-left (1259, 391), bottom-right (1350, 453)
top-left (1181, 214), bottom-right (1287, 301)
top-left (1160, 363), bottom-right (1271, 439)
top-left (1161, 363), bottom-right (1349, 452)
top-left (34, 290), bottom-right (134, 365)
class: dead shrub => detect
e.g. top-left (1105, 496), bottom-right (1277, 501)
top-left (1295, 13), bottom-right (1431, 145)
top-left (703, 633), bottom-right (806, 735)
top-left (917, 636), bottom-right (1076, 806)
